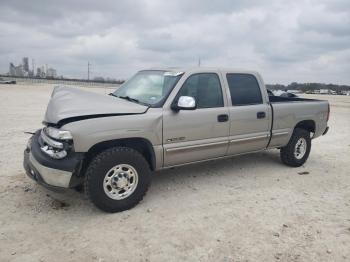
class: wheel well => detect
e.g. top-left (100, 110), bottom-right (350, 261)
top-left (85, 138), bottom-right (156, 171)
top-left (294, 120), bottom-right (315, 133)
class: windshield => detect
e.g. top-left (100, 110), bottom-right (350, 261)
top-left (113, 70), bottom-right (183, 106)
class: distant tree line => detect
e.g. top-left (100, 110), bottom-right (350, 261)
top-left (266, 82), bottom-right (350, 92)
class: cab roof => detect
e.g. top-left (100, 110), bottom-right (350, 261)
top-left (146, 67), bottom-right (260, 75)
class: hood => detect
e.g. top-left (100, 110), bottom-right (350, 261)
top-left (44, 86), bottom-right (148, 125)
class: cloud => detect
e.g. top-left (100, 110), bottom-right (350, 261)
top-left (0, 0), bottom-right (349, 84)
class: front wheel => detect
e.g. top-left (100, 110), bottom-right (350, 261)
top-left (85, 147), bottom-right (151, 212)
top-left (280, 128), bottom-right (311, 167)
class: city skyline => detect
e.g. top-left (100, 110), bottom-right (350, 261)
top-left (4, 56), bottom-right (121, 82)
top-left (8, 57), bottom-right (58, 78)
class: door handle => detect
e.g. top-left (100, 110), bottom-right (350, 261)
top-left (217, 114), bottom-right (229, 122)
top-left (257, 112), bottom-right (266, 119)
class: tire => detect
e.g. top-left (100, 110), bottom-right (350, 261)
top-left (84, 147), bottom-right (152, 212)
top-left (280, 128), bottom-right (311, 167)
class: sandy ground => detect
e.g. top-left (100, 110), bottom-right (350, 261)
top-left (0, 84), bottom-right (349, 262)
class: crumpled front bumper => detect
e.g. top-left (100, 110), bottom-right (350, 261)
top-left (23, 130), bottom-right (84, 190)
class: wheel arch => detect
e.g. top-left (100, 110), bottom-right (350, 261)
top-left (294, 120), bottom-right (316, 134)
top-left (85, 137), bottom-right (156, 171)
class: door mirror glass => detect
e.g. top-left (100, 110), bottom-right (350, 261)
top-left (173, 96), bottom-right (196, 110)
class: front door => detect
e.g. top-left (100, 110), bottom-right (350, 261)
top-left (163, 72), bottom-right (230, 167)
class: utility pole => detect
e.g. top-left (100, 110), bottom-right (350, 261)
top-left (198, 57), bottom-right (201, 67)
top-left (87, 61), bottom-right (90, 80)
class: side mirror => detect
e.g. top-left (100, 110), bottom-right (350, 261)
top-left (172, 96), bottom-right (196, 111)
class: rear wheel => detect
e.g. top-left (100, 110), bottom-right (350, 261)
top-left (85, 147), bottom-right (151, 212)
top-left (280, 128), bottom-right (311, 167)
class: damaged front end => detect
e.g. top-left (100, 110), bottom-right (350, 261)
top-left (23, 128), bottom-right (84, 190)
top-left (23, 85), bottom-right (151, 190)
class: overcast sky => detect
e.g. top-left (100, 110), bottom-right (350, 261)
top-left (0, 0), bottom-right (349, 84)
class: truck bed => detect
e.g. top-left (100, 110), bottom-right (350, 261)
top-left (269, 96), bottom-right (321, 103)
top-left (267, 95), bottom-right (329, 149)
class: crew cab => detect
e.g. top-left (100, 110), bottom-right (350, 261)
top-left (24, 68), bottom-right (330, 212)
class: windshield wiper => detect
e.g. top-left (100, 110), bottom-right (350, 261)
top-left (108, 93), bottom-right (118, 98)
top-left (118, 95), bottom-right (141, 104)
top-left (109, 93), bottom-right (138, 102)
top-left (109, 93), bottom-right (149, 106)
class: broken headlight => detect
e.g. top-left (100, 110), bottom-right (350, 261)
top-left (44, 127), bottom-right (73, 140)
top-left (40, 128), bottom-right (73, 159)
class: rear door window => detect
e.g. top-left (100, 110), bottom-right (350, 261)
top-left (226, 74), bottom-right (263, 106)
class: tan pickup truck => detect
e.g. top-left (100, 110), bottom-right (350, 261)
top-left (24, 68), bottom-right (330, 212)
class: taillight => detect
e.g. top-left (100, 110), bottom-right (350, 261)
top-left (326, 104), bottom-right (330, 122)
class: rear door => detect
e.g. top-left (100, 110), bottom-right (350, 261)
top-left (162, 72), bottom-right (230, 166)
top-left (223, 72), bottom-right (271, 155)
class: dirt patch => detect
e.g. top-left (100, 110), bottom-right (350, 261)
top-left (298, 171), bottom-right (310, 175)
top-left (48, 196), bottom-right (70, 210)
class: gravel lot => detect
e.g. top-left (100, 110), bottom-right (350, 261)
top-left (0, 84), bottom-right (349, 262)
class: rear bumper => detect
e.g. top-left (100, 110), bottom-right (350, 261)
top-left (23, 130), bottom-right (84, 190)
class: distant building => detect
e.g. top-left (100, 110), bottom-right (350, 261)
top-left (36, 66), bottom-right (46, 78)
top-left (319, 89), bottom-right (336, 95)
top-left (46, 68), bottom-right (57, 78)
top-left (9, 63), bottom-right (16, 76)
top-left (22, 57), bottom-right (29, 72)
top-left (15, 65), bottom-right (25, 76)
top-left (36, 68), bottom-right (41, 77)
top-left (8, 57), bottom-right (30, 77)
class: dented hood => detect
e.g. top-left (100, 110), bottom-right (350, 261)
top-left (44, 86), bottom-right (148, 125)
